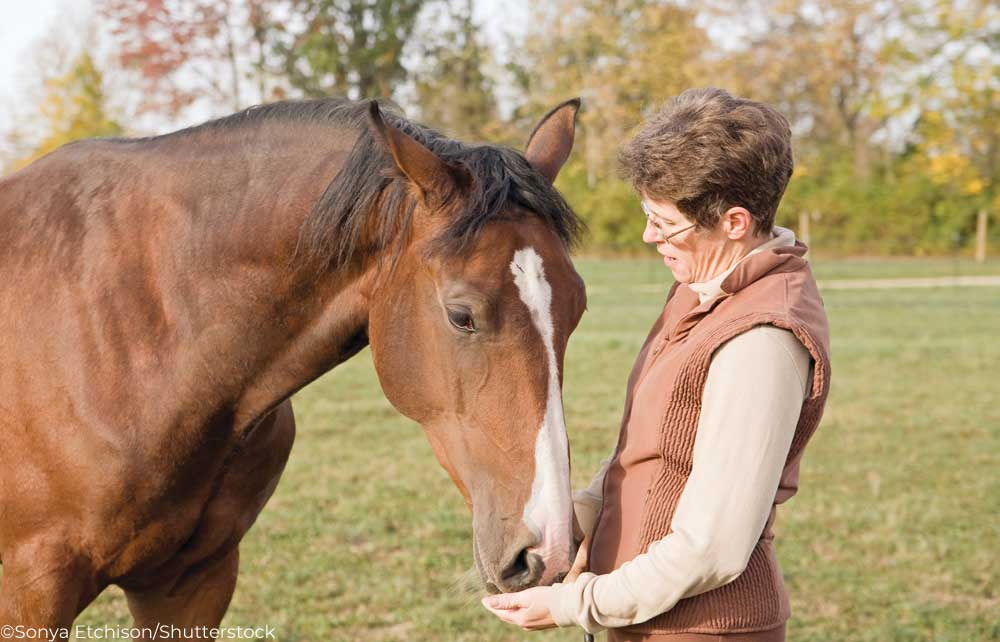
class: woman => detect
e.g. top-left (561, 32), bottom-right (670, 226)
top-left (482, 88), bottom-right (832, 641)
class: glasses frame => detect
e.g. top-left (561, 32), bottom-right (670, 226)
top-left (641, 200), bottom-right (696, 243)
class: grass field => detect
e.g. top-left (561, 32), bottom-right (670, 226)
top-left (63, 258), bottom-right (1000, 640)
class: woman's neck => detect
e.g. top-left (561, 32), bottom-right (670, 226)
top-left (690, 229), bottom-right (775, 284)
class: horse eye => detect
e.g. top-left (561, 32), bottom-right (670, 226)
top-left (447, 307), bottom-right (476, 333)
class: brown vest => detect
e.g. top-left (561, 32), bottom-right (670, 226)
top-left (588, 241), bottom-right (832, 635)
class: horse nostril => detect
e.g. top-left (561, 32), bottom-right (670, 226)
top-left (500, 547), bottom-right (531, 581)
top-left (497, 548), bottom-right (544, 591)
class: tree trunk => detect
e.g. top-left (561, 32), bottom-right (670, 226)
top-left (975, 209), bottom-right (988, 264)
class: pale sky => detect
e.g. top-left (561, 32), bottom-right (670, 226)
top-left (0, 1), bottom-right (76, 87)
top-left (0, 0), bottom-right (93, 135)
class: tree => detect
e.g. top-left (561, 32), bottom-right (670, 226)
top-left (909, 0), bottom-right (998, 226)
top-left (510, 0), bottom-right (709, 249)
top-left (13, 52), bottom-right (122, 170)
top-left (99, 0), bottom-right (273, 121)
top-left (410, 0), bottom-right (502, 141)
top-left (271, 0), bottom-right (430, 100)
top-left (704, 0), bottom-right (924, 182)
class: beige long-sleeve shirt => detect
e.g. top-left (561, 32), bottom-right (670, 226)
top-left (551, 226), bottom-right (813, 633)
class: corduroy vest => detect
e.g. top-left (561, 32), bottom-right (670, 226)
top-left (588, 240), bottom-right (832, 636)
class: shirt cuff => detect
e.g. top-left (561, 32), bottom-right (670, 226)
top-left (548, 573), bottom-right (607, 634)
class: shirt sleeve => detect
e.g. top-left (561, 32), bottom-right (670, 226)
top-left (572, 450), bottom-right (614, 540)
top-left (549, 325), bottom-right (813, 633)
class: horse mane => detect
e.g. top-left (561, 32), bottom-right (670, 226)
top-left (271, 98), bottom-right (585, 273)
top-left (117, 97), bottom-right (583, 273)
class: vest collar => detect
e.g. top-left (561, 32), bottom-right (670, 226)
top-left (720, 237), bottom-right (809, 296)
top-left (665, 233), bottom-right (811, 343)
top-left (688, 225), bottom-right (797, 305)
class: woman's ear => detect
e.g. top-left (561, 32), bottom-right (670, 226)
top-left (722, 206), bottom-right (755, 240)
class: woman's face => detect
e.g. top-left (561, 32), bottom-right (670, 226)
top-left (642, 197), bottom-right (765, 284)
top-left (641, 198), bottom-right (706, 283)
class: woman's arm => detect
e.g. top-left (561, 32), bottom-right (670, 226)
top-left (572, 450), bottom-right (614, 541)
top-left (548, 325), bottom-right (812, 633)
top-left (566, 450), bottom-right (615, 582)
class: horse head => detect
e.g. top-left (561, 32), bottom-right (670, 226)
top-left (364, 100), bottom-right (587, 593)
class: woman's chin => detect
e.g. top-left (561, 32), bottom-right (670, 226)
top-left (663, 256), bottom-right (687, 280)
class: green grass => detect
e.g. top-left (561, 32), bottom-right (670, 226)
top-left (39, 259), bottom-right (1000, 640)
top-left (806, 255), bottom-right (1000, 280)
top-left (574, 255), bottom-right (1000, 282)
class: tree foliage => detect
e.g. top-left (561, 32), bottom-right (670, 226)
top-left (410, 0), bottom-right (501, 141)
top-left (510, 0), bottom-right (709, 249)
top-left (6, 0), bottom-right (998, 256)
top-left (99, 0), bottom-right (275, 119)
top-left (271, 0), bottom-right (429, 100)
top-left (13, 52), bottom-right (122, 171)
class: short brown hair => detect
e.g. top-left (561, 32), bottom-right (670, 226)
top-left (620, 87), bottom-right (793, 234)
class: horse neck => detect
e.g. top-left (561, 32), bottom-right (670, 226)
top-left (157, 122), bottom-right (356, 265)
top-left (153, 124), bottom-right (377, 427)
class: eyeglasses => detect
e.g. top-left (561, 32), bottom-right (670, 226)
top-left (641, 200), bottom-right (696, 243)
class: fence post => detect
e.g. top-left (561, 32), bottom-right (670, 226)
top-left (799, 210), bottom-right (811, 243)
top-left (975, 209), bottom-right (988, 263)
top-left (799, 210), bottom-right (811, 257)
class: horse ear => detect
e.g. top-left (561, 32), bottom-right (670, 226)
top-left (524, 98), bottom-right (581, 184)
top-left (367, 100), bottom-right (470, 201)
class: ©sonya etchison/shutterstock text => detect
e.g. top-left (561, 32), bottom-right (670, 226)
top-left (0, 624), bottom-right (277, 640)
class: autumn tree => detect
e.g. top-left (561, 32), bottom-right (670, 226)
top-left (510, 0), bottom-right (709, 248)
top-left (99, 0), bottom-right (273, 122)
top-left (703, 0), bottom-right (924, 182)
top-left (700, 0), bottom-right (997, 254)
top-left (901, 0), bottom-right (999, 251)
top-left (13, 52), bottom-right (122, 170)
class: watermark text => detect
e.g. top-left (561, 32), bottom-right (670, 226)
top-left (1, 624), bottom-right (276, 640)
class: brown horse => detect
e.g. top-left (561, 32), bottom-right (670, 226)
top-left (0, 97), bottom-right (587, 636)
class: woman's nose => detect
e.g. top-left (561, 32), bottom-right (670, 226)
top-left (642, 220), bottom-right (660, 244)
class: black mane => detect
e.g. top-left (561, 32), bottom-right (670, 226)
top-left (186, 98), bottom-right (584, 272)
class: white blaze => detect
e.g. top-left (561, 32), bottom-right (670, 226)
top-left (510, 246), bottom-right (573, 580)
